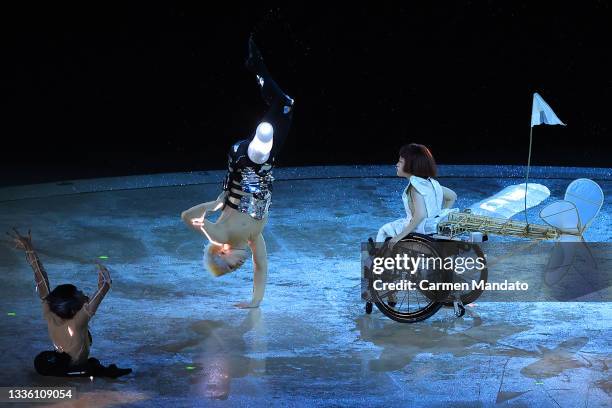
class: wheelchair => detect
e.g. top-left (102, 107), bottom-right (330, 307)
top-left (362, 233), bottom-right (488, 323)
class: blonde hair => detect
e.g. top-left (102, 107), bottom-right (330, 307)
top-left (204, 243), bottom-right (249, 277)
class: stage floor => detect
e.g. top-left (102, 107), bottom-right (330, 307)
top-left (0, 165), bottom-right (610, 406)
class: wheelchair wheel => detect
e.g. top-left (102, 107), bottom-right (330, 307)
top-left (442, 242), bottom-right (488, 307)
top-left (370, 234), bottom-right (449, 323)
top-left (374, 293), bottom-right (442, 323)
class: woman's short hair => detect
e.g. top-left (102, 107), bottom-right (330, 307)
top-left (399, 143), bottom-right (437, 178)
top-left (45, 284), bottom-right (87, 319)
top-left (204, 244), bottom-right (249, 277)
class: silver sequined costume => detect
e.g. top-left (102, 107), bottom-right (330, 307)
top-left (223, 140), bottom-right (275, 220)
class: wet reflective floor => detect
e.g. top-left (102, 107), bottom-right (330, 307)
top-left (0, 166), bottom-right (610, 406)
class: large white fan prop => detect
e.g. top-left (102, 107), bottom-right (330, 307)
top-left (541, 179), bottom-right (603, 287)
top-left (565, 178), bottom-right (604, 232)
top-left (540, 201), bottom-right (580, 240)
top-left (540, 178), bottom-right (604, 241)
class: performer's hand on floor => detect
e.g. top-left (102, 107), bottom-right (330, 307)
top-left (234, 301), bottom-right (260, 309)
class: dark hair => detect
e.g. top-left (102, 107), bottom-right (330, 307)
top-left (45, 284), bottom-right (87, 320)
top-left (399, 143), bottom-right (437, 178)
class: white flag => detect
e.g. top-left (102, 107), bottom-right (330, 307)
top-left (531, 92), bottom-right (566, 127)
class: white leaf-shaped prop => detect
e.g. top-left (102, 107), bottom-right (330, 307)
top-left (564, 178), bottom-right (604, 232)
top-left (468, 183), bottom-right (550, 218)
top-left (540, 200), bottom-right (581, 235)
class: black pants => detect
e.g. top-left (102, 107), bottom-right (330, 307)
top-left (34, 351), bottom-right (112, 377)
top-left (259, 70), bottom-right (293, 160)
top-left (34, 332), bottom-right (129, 378)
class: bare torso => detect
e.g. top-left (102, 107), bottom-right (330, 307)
top-left (207, 206), bottom-right (268, 248)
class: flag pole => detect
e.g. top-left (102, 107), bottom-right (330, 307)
top-left (524, 124), bottom-right (533, 229)
top-left (524, 93), bottom-right (564, 229)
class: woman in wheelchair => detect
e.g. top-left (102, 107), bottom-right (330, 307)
top-left (368, 143), bottom-right (457, 317)
top-left (377, 143), bottom-right (457, 246)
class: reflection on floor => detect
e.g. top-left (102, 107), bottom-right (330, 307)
top-left (0, 168), bottom-right (610, 406)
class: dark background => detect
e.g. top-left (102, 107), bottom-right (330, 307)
top-left (2, 2), bottom-right (611, 186)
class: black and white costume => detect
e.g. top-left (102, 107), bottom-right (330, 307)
top-left (223, 37), bottom-right (294, 220)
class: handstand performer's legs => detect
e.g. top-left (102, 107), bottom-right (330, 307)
top-left (246, 36), bottom-right (294, 108)
top-left (246, 36), bottom-right (294, 158)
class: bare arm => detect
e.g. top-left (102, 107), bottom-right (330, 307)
top-left (235, 233), bottom-right (267, 308)
top-left (181, 191), bottom-right (227, 232)
top-left (84, 263), bottom-right (112, 317)
top-left (8, 229), bottom-right (50, 299)
top-left (442, 186), bottom-right (457, 209)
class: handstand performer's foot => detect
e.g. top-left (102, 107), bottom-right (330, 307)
top-left (245, 35), bottom-right (269, 78)
top-left (245, 35), bottom-right (294, 111)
